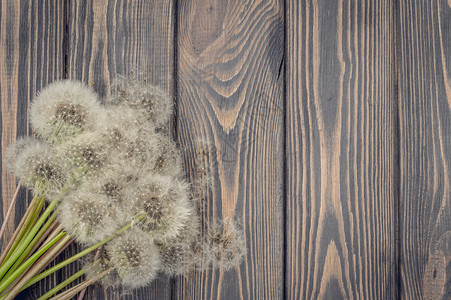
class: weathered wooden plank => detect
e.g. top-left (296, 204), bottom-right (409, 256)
top-left (0, 1), bottom-right (65, 298)
top-left (286, 1), bottom-right (397, 299)
top-left (176, 0), bottom-right (284, 299)
top-left (67, 0), bottom-right (175, 299)
top-left (397, 0), bottom-right (451, 299)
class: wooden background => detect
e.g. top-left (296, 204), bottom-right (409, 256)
top-left (0, 0), bottom-right (449, 299)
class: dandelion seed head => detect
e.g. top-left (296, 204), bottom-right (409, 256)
top-left (34, 162), bottom-right (62, 184)
top-left (54, 103), bottom-right (86, 127)
top-left (117, 132), bottom-right (180, 176)
top-left (59, 189), bottom-right (120, 245)
top-left (83, 248), bottom-right (120, 288)
top-left (106, 228), bottom-right (160, 288)
top-left (98, 105), bottom-right (153, 152)
top-left (102, 182), bottom-right (121, 199)
top-left (156, 214), bottom-right (203, 276)
top-left (146, 134), bottom-right (182, 177)
top-left (9, 77), bottom-right (245, 289)
top-left (155, 242), bottom-right (188, 276)
top-left (206, 218), bottom-right (246, 271)
top-left (109, 77), bottom-right (172, 127)
top-left (129, 175), bottom-right (194, 240)
top-left (82, 161), bottom-right (140, 208)
top-left (63, 132), bottom-right (109, 173)
top-left (8, 138), bottom-right (65, 198)
top-left (121, 137), bottom-right (151, 165)
top-left (30, 80), bottom-right (102, 141)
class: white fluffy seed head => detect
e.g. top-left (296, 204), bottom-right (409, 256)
top-left (61, 132), bottom-right (110, 175)
top-left (135, 134), bottom-right (182, 177)
top-left (104, 122), bottom-right (181, 178)
top-left (87, 161), bottom-right (140, 205)
top-left (156, 213), bottom-right (204, 276)
top-left (7, 138), bottom-right (66, 199)
top-left (149, 134), bottom-right (182, 177)
top-left (206, 218), bottom-right (246, 271)
top-left (188, 138), bottom-right (215, 209)
top-left (58, 187), bottom-right (121, 246)
top-left (8, 78), bottom-right (232, 288)
top-left (117, 132), bottom-right (179, 176)
top-left (97, 105), bottom-right (153, 151)
top-left (109, 76), bottom-right (172, 128)
top-left (127, 175), bottom-right (194, 241)
top-left (83, 248), bottom-right (119, 288)
top-left (155, 240), bottom-right (191, 276)
top-left (106, 227), bottom-right (161, 289)
top-left (30, 80), bottom-right (103, 142)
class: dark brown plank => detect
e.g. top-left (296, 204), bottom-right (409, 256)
top-left (397, 0), bottom-right (451, 299)
top-left (67, 1), bottom-right (175, 299)
top-left (0, 0), bottom-right (65, 247)
top-left (176, 0), bottom-right (284, 299)
top-left (286, 1), bottom-right (397, 299)
top-left (0, 1), bottom-right (65, 298)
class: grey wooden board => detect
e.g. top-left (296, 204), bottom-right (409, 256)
top-left (0, 0), bottom-right (450, 299)
top-left (397, 0), bottom-right (451, 299)
top-left (286, 0), bottom-right (397, 299)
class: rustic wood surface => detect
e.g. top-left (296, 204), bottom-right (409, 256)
top-left (176, 0), bottom-right (284, 299)
top-left (0, 1), bottom-right (66, 298)
top-left (397, 1), bottom-right (451, 299)
top-left (66, 1), bottom-right (174, 299)
top-left (0, 0), bottom-right (450, 299)
top-left (0, 0), bottom-right (65, 240)
top-left (286, 0), bottom-right (397, 299)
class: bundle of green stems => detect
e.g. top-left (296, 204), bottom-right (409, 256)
top-left (0, 78), bottom-right (245, 299)
top-left (0, 182), bottom-right (143, 300)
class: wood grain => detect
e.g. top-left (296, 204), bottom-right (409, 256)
top-left (0, 1), bottom-right (66, 298)
top-left (286, 1), bottom-right (397, 299)
top-left (397, 0), bottom-right (451, 299)
top-left (176, 0), bottom-right (284, 299)
top-left (1, 0), bottom-right (450, 299)
top-left (0, 0), bottom-right (65, 245)
top-left (65, 0), bottom-right (175, 299)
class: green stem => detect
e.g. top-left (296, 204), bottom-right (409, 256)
top-left (3, 195), bottom-right (45, 266)
top-left (24, 214), bottom-right (145, 290)
top-left (0, 196), bottom-right (60, 281)
top-left (2, 235), bottom-right (72, 300)
top-left (0, 181), bottom-right (22, 241)
top-left (0, 194), bottom-right (43, 267)
top-left (27, 222), bottom-right (61, 261)
top-left (49, 268), bottom-right (113, 300)
top-left (0, 235), bottom-right (70, 300)
top-left (20, 195), bottom-right (46, 239)
top-left (0, 227), bottom-right (68, 300)
top-left (0, 232), bottom-right (66, 295)
top-left (37, 269), bottom-right (85, 300)
top-left (3, 211), bottom-right (57, 280)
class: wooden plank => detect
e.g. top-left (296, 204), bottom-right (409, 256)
top-left (286, 1), bottom-right (397, 299)
top-left (67, 0), bottom-right (175, 299)
top-left (0, 1), bottom-right (65, 298)
top-left (397, 0), bottom-right (451, 299)
top-left (176, 1), bottom-right (284, 299)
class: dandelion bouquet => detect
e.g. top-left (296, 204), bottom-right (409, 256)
top-left (0, 78), bottom-right (244, 299)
